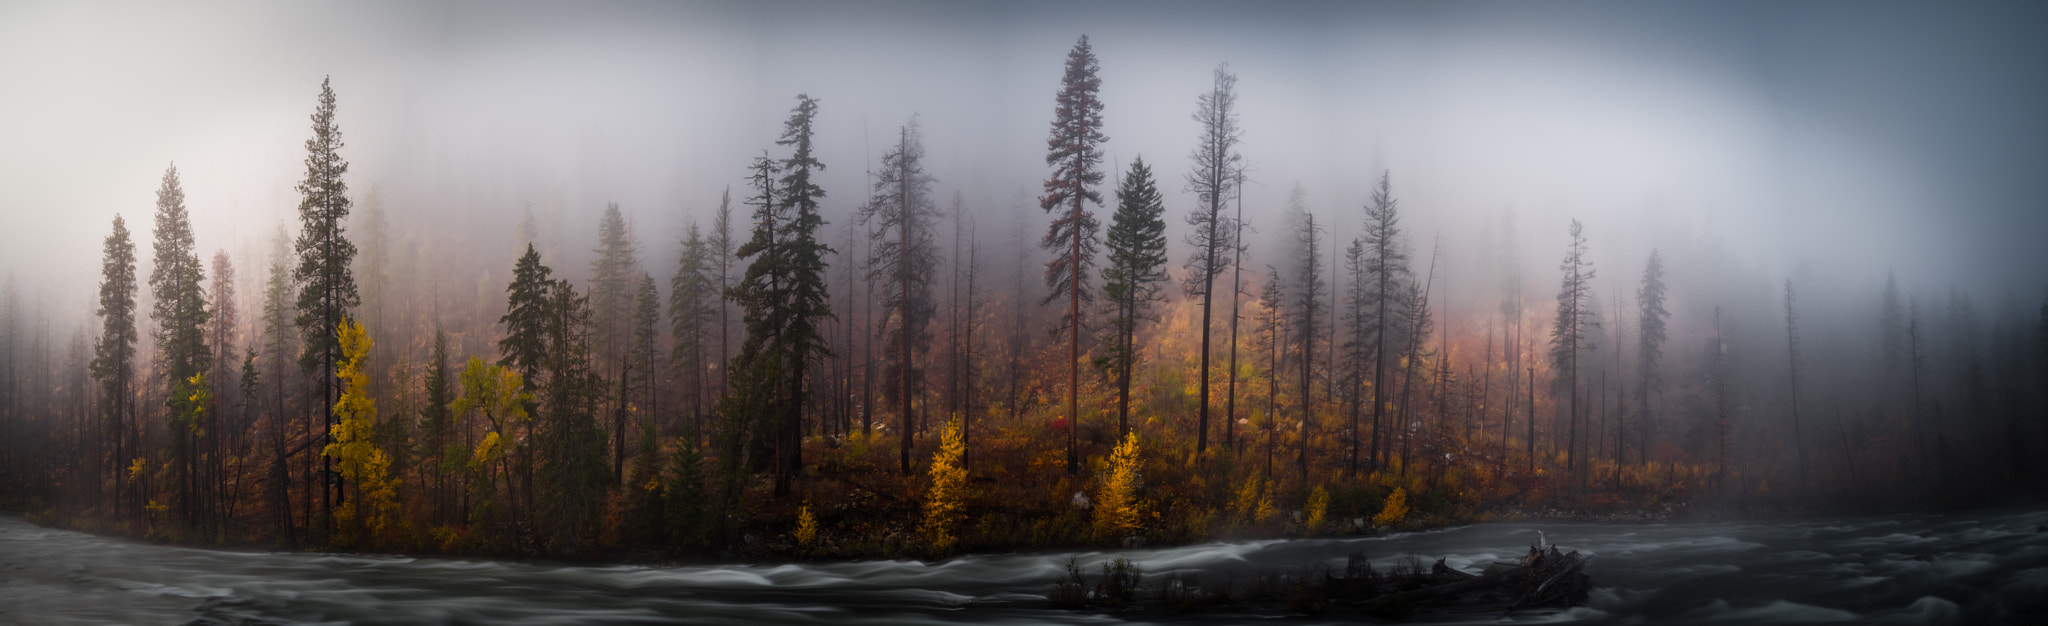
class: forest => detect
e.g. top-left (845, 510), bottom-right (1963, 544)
top-left (1, 31), bottom-right (2046, 563)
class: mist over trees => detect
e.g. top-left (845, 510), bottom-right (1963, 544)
top-left (2, 27), bottom-right (2047, 561)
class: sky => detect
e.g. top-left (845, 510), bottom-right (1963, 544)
top-left (1, 0), bottom-right (2044, 329)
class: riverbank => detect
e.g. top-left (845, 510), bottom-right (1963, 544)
top-left (10, 428), bottom-right (1785, 564)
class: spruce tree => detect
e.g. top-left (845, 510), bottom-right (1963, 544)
top-left (1099, 156), bottom-right (1167, 438)
top-left (857, 118), bottom-right (939, 475)
top-left (725, 153), bottom-right (783, 477)
top-left (1040, 35), bottom-right (1108, 474)
top-left (724, 95), bottom-right (834, 497)
top-left (771, 94), bottom-right (834, 497)
top-left (1183, 63), bottom-right (1242, 457)
top-left (500, 244), bottom-right (554, 384)
top-left (293, 77), bottom-right (358, 525)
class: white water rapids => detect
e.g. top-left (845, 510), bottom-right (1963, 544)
top-left (2, 507), bottom-right (2044, 624)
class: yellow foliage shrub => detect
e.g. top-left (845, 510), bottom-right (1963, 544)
top-left (795, 501), bottom-right (818, 550)
top-left (1304, 485), bottom-right (1329, 536)
top-left (921, 419), bottom-right (968, 554)
top-left (1373, 487), bottom-right (1409, 528)
top-left (1093, 431), bottom-right (1143, 541)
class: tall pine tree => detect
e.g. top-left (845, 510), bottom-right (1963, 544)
top-left (589, 203), bottom-right (638, 483)
top-left (672, 223), bottom-right (716, 442)
top-left (150, 164), bottom-right (211, 532)
top-left (1550, 219), bottom-right (1597, 477)
top-left (1360, 172), bottom-right (1407, 471)
top-left (1099, 156), bottom-right (1167, 438)
top-left (1635, 250), bottom-right (1668, 467)
top-left (91, 214), bottom-right (138, 517)
top-left (1040, 36), bottom-right (1107, 475)
top-left (1183, 63), bottom-right (1242, 457)
top-left (858, 118), bottom-right (939, 475)
top-left (293, 77), bottom-right (358, 525)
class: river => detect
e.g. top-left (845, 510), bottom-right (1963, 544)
top-left (2, 507), bottom-right (2044, 624)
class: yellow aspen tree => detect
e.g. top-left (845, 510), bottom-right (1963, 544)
top-left (323, 317), bottom-right (400, 546)
top-left (450, 356), bottom-right (528, 535)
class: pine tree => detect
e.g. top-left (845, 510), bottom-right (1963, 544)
top-left (662, 436), bottom-right (708, 551)
top-left (419, 329), bottom-right (454, 526)
top-left (206, 250), bottom-right (238, 417)
top-left (1183, 63), bottom-right (1242, 457)
top-left (534, 278), bottom-right (609, 552)
top-left (293, 77), bottom-right (358, 527)
top-left (771, 94), bottom-right (834, 497)
top-left (91, 215), bottom-right (138, 517)
top-left (1881, 270), bottom-right (1904, 374)
top-left (1396, 252), bottom-right (1437, 476)
top-left (589, 203), bottom-right (638, 483)
top-left (1292, 212), bottom-right (1326, 482)
top-left (149, 164), bottom-right (211, 531)
top-left (672, 224), bottom-right (716, 442)
top-left (710, 188), bottom-right (737, 398)
top-left (724, 95), bottom-right (834, 498)
top-left (1709, 307), bottom-right (1732, 493)
top-left (1635, 250), bottom-right (1668, 468)
top-left (1550, 219), bottom-right (1597, 477)
top-left (1099, 156), bottom-right (1168, 439)
top-left (259, 227), bottom-right (302, 545)
top-left (1360, 172), bottom-right (1407, 471)
top-left (725, 152), bottom-right (783, 477)
top-left (1041, 35), bottom-right (1108, 475)
top-left (1340, 235), bottom-right (1368, 476)
top-left (629, 272), bottom-right (662, 439)
top-left (1256, 266), bottom-right (1286, 479)
top-left (1784, 280), bottom-right (1809, 491)
top-left (204, 249), bottom-right (238, 539)
top-left (500, 244), bottom-right (554, 384)
top-left (857, 118), bottom-right (939, 475)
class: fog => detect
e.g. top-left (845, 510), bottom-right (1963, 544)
top-left (3, 1), bottom-right (2043, 328)
top-left (7, 3), bottom-right (2048, 608)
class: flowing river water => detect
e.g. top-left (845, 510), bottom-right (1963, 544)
top-left (3, 507), bottom-right (2045, 625)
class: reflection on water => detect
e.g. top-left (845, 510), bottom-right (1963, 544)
top-left (2, 507), bottom-right (2044, 624)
